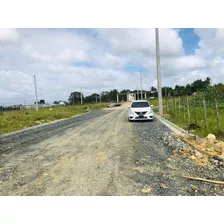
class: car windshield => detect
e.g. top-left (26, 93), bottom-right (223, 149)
top-left (131, 101), bottom-right (150, 108)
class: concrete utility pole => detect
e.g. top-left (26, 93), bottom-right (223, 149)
top-left (80, 89), bottom-right (83, 104)
top-left (137, 80), bottom-right (139, 100)
top-left (155, 28), bottom-right (163, 116)
top-left (140, 71), bottom-right (143, 100)
top-left (34, 75), bottom-right (39, 111)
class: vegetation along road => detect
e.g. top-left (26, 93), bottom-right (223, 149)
top-left (1, 103), bottom-right (224, 196)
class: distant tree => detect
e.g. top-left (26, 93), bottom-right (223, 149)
top-left (68, 91), bottom-right (84, 105)
top-left (150, 86), bottom-right (157, 92)
top-left (53, 101), bottom-right (59, 104)
top-left (173, 85), bottom-right (185, 96)
top-left (85, 93), bottom-right (100, 103)
top-left (191, 78), bottom-right (211, 93)
top-left (162, 86), bottom-right (173, 97)
top-left (100, 91), bottom-right (110, 102)
top-left (108, 89), bottom-right (118, 102)
top-left (39, 99), bottom-right (45, 104)
top-left (120, 89), bottom-right (131, 93)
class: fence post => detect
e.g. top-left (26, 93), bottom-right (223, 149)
top-left (173, 98), bottom-right (176, 118)
top-left (193, 94), bottom-right (197, 124)
top-left (166, 97), bottom-right (169, 112)
top-left (187, 96), bottom-right (190, 124)
top-left (183, 97), bottom-right (186, 122)
top-left (179, 97), bottom-right (181, 116)
top-left (202, 95), bottom-right (208, 130)
top-left (215, 97), bottom-right (221, 135)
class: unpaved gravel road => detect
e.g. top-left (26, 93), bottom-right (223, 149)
top-left (1, 103), bottom-right (224, 196)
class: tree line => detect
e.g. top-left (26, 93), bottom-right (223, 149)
top-left (2, 76), bottom-right (224, 108)
top-left (67, 77), bottom-right (224, 104)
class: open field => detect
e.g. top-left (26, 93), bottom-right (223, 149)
top-left (0, 104), bottom-right (108, 135)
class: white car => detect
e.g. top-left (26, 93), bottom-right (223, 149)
top-left (128, 100), bottom-right (154, 121)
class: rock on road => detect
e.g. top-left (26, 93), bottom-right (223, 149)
top-left (1, 102), bottom-right (224, 196)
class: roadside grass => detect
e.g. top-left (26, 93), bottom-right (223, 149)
top-left (147, 97), bottom-right (224, 140)
top-left (0, 104), bottom-right (108, 135)
top-left (164, 106), bottom-right (224, 140)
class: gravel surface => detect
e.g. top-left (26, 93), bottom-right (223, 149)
top-left (0, 110), bottom-right (110, 154)
top-left (1, 106), bottom-right (224, 196)
top-left (132, 119), bottom-right (224, 195)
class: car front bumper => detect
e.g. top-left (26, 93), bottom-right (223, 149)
top-left (128, 113), bottom-right (154, 121)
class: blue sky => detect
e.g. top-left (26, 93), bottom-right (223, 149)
top-left (0, 28), bottom-right (224, 105)
top-left (178, 28), bottom-right (200, 55)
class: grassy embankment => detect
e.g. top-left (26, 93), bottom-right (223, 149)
top-left (148, 97), bottom-right (224, 140)
top-left (0, 104), bottom-right (108, 135)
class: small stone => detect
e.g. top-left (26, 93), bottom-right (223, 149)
top-left (142, 187), bottom-right (152, 193)
top-left (172, 149), bottom-right (178, 155)
top-left (195, 151), bottom-right (203, 159)
top-left (191, 155), bottom-right (197, 160)
top-left (206, 147), bottom-right (214, 152)
top-left (206, 134), bottom-right (216, 143)
top-left (161, 183), bottom-right (168, 189)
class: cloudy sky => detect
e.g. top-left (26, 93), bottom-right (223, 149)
top-left (0, 28), bottom-right (224, 105)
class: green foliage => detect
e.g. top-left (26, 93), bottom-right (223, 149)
top-left (163, 92), bottom-right (224, 140)
top-left (68, 91), bottom-right (84, 105)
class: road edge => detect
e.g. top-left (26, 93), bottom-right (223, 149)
top-left (155, 113), bottom-right (193, 137)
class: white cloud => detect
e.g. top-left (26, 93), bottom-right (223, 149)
top-left (166, 55), bottom-right (206, 70)
top-left (0, 28), bottom-right (20, 44)
top-left (95, 28), bottom-right (184, 57)
top-left (2, 28), bottom-right (224, 106)
top-left (23, 44), bottom-right (89, 63)
top-left (56, 48), bottom-right (88, 62)
top-left (93, 53), bottom-right (126, 69)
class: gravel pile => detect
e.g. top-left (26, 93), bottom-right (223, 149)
top-left (131, 117), bottom-right (224, 195)
top-left (160, 132), bottom-right (189, 153)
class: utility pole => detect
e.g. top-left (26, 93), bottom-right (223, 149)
top-left (80, 89), bottom-right (83, 104)
top-left (137, 80), bottom-right (139, 100)
top-left (155, 28), bottom-right (163, 116)
top-left (140, 71), bottom-right (143, 100)
top-left (34, 75), bottom-right (38, 111)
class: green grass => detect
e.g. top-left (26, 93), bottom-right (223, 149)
top-left (164, 101), bottom-right (224, 140)
top-left (147, 97), bottom-right (224, 140)
top-left (147, 97), bottom-right (163, 113)
top-left (0, 104), bottom-right (108, 135)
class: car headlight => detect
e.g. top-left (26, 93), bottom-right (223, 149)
top-left (147, 109), bottom-right (153, 113)
top-left (129, 109), bottom-right (135, 115)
